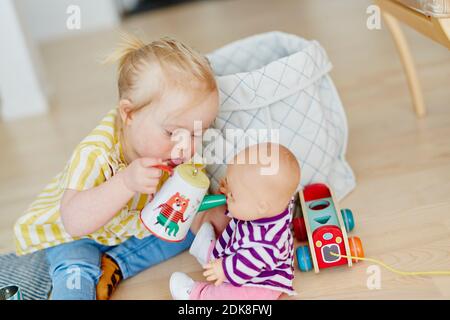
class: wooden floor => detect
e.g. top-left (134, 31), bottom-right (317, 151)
top-left (1, 0), bottom-right (449, 299)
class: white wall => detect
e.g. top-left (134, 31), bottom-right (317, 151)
top-left (0, 0), bottom-right (125, 120)
top-left (15, 0), bottom-right (121, 43)
top-left (0, 0), bottom-right (48, 120)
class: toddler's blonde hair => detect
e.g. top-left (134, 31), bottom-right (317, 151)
top-left (106, 33), bottom-right (217, 137)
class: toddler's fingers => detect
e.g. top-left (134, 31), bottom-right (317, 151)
top-left (145, 177), bottom-right (161, 187)
top-left (214, 279), bottom-right (223, 286)
top-left (143, 167), bottom-right (163, 179)
top-left (139, 158), bottom-right (165, 168)
top-left (141, 184), bottom-right (159, 195)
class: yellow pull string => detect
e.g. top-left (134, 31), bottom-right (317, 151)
top-left (330, 252), bottom-right (450, 276)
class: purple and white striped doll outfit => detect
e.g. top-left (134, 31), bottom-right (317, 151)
top-left (212, 199), bottom-right (296, 296)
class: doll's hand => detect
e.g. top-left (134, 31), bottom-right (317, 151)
top-left (203, 259), bottom-right (226, 286)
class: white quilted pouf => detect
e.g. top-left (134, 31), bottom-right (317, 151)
top-left (203, 31), bottom-right (355, 200)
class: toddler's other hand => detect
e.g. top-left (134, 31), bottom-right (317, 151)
top-left (203, 258), bottom-right (226, 286)
top-left (120, 158), bottom-right (165, 195)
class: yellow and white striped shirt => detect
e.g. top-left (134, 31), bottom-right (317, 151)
top-left (14, 109), bottom-right (167, 256)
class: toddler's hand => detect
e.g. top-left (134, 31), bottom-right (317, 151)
top-left (203, 258), bottom-right (226, 286)
top-left (120, 158), bottom-right (165, 195)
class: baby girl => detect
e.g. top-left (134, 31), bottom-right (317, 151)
top-left (170, 143), bottom-right (301, 300)
top-left (14, 34), bottom-right (222, 300)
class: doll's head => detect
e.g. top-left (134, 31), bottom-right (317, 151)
top-left (106, 34), bottom-right (219, 166)
top-left (220, 143), bottom-right (300, 221)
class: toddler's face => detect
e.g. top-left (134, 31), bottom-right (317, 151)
top-left (125, 88), bottom-right (219, 166)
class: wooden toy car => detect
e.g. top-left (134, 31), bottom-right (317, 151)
top-left (293, 183), bottom-right (364, 272)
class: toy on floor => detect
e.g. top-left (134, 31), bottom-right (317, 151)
top-left (0, 285), bottom-right (23, 300)
top-left (293, 183), bottom-right (364, 273)
top-left (140, 164), bottom-right (226, 242)
top-left (294, 183), bottom-right (450, 277)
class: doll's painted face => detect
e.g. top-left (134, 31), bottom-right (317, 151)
top-left (220, 143), bottom-right (301, 221)
top-left (220, 164), bottom-right (262, 221)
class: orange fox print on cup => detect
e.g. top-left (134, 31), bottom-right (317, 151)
top-left (140, 164), bottom-right (210, 242)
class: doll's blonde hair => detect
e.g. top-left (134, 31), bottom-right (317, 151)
top-left (105, 33), bottom-right (217, 138)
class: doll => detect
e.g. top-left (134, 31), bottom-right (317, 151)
top-left (170, 142), bottom-right (301, 300)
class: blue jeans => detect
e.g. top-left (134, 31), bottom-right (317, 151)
top-left (45, 231), bottom-right (195, 300)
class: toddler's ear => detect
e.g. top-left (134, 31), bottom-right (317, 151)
top-left (119, 99), bottom-right (134, 124)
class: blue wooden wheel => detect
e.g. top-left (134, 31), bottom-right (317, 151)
top-left (296, 245), bottom-right (313, 272)
top-left (341, 208), bottom-right (355, 232)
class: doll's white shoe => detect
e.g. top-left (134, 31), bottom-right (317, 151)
top-left (170, 272), bottom-right (194, 300)
top-left (189, 222), bottom-right (216, 266)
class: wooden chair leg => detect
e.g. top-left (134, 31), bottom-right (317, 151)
top-left (382, 11), bottom-right (427, 117)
